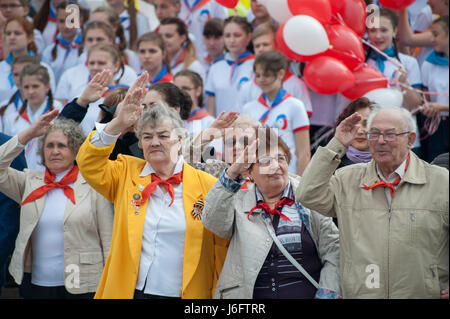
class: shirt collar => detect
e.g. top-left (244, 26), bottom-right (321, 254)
top-left (376, 157), bottom-right (408, 183)
top-left (140, 155), bottom-right (184, 177)
top-left (255, 180), bottom-right (293, 203)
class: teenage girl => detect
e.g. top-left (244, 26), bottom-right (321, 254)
top-left (136, 32), bottom-right (173, 87)
top-left (89, 6), bottom-right (141, 73)
top-left (366, 8), bottom-right (423, 153)
top-left (0, 55), bottom-right (39, 131)
top-left (41, 1), bottom-right (83, 83)
top-left (2, 64), bottom-right (63, 171)
top-left (241, 51), bottom-right (310, 176)
top-left (179, 0), bottom-right (227, 60)
top-left (238, 22), bottom-right (313, 117)
top-left (33, 0), bottom-right (69, 47)
top-left (0, 17), bottom-right (56, 101)
top-left (158, 17), bottom-right (206, 82)
top-left (205, 16), bottom-right (254, 117)
top-left (201, 17), bottom-right (225, 78)
top-left (105, 0), bottom-right (151, 48)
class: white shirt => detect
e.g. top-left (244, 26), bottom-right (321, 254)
top-left (0, 60), bottom-right (56, 103)
top-left (205, 53), bottom-right (255, 116)
top-left (238, 72), bottom-right (313, 116)
top-left (421, 59), bottom-right (449, 116)
top-left (242, 94), bottom-right (310, 173)
top-left (90, 125), bottom-right (186, 297)
top-left (376, 156), bottom-right (408, 209)
top-left (178, 0), bottom-right (228, 61)
top-left (119, 9), bottom-right (152, 46)
top-left (55, 64), bottom-right (137, 102)
top-left (30, 168), bottom-right (72, 287)
top-left (171, 58), bottom-right (206, 84)
top-left (41, 41), bottom-right (82, 84)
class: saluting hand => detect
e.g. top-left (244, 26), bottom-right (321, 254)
top-left (18, 109), bottom-right (60, 145)
top-left (77, 70), bottom-right (112, 107)
top-left (335, 112), bottom-right (362, 148)
top-left (227, 138), bottom-right (259, 180)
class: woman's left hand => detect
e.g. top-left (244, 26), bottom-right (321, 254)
top-left (227, 138), bottom-right (259, 180)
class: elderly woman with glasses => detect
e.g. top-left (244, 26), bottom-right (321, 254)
top-left (0, 110), bottom-right (114, 299)
top-left (76, 74), bottom-right (228, 299)
top-left (202, 127), bottom-right (341, 299)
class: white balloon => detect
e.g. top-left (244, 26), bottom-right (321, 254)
top-left (283, 15), bottom-right (330, 56)
top-left (364, 88), bottom-right (404, 108)
top-left (265, 0), bottom-right (292, 24)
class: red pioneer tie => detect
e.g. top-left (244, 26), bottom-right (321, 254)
top-left (363, 154), bottom-right (410, 197)
top-left (136, 171), bottom-right (183, 207)
top-left (20, 166), bottom-right (79, 206)
top-left (248, 197), bottom-right (294, 222)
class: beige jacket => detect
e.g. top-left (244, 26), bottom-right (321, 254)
top-left (0, 135), bottom-right (114, 294)
top-left (202, 173), bottom-right (341, 299)
top-left (296, 137), bottom-right (449, 299)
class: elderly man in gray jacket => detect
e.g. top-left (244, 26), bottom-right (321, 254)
top-left (296, 106), bottom-right (449, 299)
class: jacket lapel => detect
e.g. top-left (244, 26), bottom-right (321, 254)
top-left (28, 173), bottom-right (46, 222)
top-left (63, 172), bottom-right (90, 224)
top-left (181, 162), bottom-right (205, 292)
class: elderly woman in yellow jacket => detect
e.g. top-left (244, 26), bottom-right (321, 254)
top-left (76, 73), bottom-right (228, 299)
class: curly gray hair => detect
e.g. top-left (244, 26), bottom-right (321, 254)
top-left (37, 118), bottom-right (86, 166)
top-left (135, 100), bottom-right (188, 141)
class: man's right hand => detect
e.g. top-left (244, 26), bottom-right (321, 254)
top-left (335, 112), bottom-right (362, 147)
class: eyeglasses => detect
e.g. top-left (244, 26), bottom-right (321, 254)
top-left (257, 155), bottom-right (288, 167)
top-left (0, 4), bottom-right (23, 9)
top-left (366, 131), bottom-right (410, 142)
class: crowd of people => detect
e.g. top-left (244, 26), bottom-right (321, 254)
top-left (0, 0), bottom-right (448, 300)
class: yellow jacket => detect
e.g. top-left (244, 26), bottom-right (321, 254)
top-left (76, 131), bottom-right (228, 299)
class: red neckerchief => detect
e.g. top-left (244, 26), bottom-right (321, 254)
top-left (20, 166), bottom-right (79, 206)
top-left (257, 88), bottom-right (292, 125)
top-left (172, 48), bottom-right (186, 70)
top-left (136, 171), bottom-right (183, 207)
top-left (186, 108), bottom-right (211, 122)
top-left (248, 197), bottom-right (294, 222)
top-left (363, 154), bottom-right (411, 197)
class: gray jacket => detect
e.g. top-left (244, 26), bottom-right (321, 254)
top-left (203, 171), bottom-right (341, 298)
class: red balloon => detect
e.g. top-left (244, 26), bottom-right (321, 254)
top-left (324, 24), bottom-right (365, 70)
top-left (287, 0), bottom-right (332, 25)
top-left (332, 0), bottom-right (367, 37)
top-left (304, 56), bottom-right (356, 95)
top-left (378, 0), bottom-right (415, 10)
top-left (330, 0), bottom-right (345, 15)
top-left (215, 0), bottom-right (239, 9)
top-left (341, 64), bottom-right (388, 100)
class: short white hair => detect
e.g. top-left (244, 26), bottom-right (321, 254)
top-left (367, 106), bottom-right (417, 133)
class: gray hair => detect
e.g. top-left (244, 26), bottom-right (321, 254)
top-left (367, 106), bottom-right (417, 133)
top-left (135, 100), bottom-right (188, 140)
top-left (38, 118), bottom-right (86, 166)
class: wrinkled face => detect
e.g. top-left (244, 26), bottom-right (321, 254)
top-left (85, 28), bottom-right (112, 50)
top-left (368, 109), bottom-right (415, 170)
top-left (138, 40), bottom-right (164, 71)
top-left (253, 33), bottom-right (276, 56)
top-left (153, 0), bottom-right (180, 21)
top-left (87, 50), bottom-right (119, 78)
top-left (44, 130), bottom-right (76, 174)
top-left (350, 107), bottom-right (372, 152)
top-left (367, 16), bottom-right (396, 52)
top-left (431, 22), bottom-right (449, 54)
top-left (56, 8), bottom-right (78, 40)
top-left (250, 146), bottom-right (289, 198)
top-left (223, 22), bottom-right (251, 56)
top-left (204, 34), bottom-right (224, 58)
top-left (158, 23), bottom-right (186, 56)
top-left (4, 20), bottom-right (32, 53)
top-left (139, 117), bottom-right (182, 165)
top-left (223, 128), bottom-right (255, 164)
top-left (0, 0), bottom-right (28, 20)
top-left (21, 75), bottom-right (50, 108)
